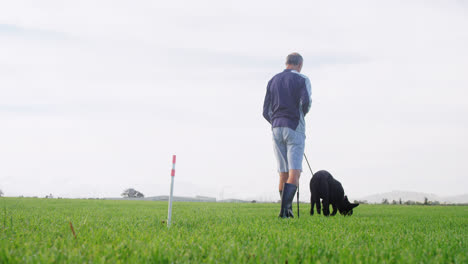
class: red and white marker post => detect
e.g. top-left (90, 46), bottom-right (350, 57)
top-left (167, 155), bottom-right (176, 228)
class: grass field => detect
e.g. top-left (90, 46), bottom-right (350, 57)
top-left (1, 198), bottom-right (467, 263)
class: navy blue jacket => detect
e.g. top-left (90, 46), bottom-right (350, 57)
top-left (263, 69), bottom-right (312, 132)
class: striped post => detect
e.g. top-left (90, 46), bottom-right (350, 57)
top-left (168, 155), bottom-right (176, 228)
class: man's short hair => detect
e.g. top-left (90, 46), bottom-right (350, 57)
top-left (286, 52), bottom-right (303, 66)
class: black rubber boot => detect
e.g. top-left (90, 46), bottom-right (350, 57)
top-left (279, 183), bottom-right (297, 218)
top-left (279, 190), bottom-right (292, 215)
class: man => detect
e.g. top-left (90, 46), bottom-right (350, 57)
top-left (263, 52), bottom-right (312, 218)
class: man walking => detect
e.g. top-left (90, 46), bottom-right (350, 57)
top-left (263, 53), bottom-right (312, 218)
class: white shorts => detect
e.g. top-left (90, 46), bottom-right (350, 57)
top-left (272, 127), bottom-right (305, 173)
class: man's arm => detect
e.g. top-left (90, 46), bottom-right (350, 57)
top-left (300, 77), bottom-right (312, 115)
top-left (263, 82), bottom-right (273, 123)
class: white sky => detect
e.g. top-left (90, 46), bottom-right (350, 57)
top-left (1, 0), bottom-right (467, 201)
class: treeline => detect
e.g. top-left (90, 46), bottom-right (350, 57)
top-left (354, 197), bottom-right (468, 206)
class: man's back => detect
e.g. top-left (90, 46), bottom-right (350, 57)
top-left (263, 69), bottom-right (311, 133)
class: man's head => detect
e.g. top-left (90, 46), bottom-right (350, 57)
top-left (285, 52), bottom-right (303, 72)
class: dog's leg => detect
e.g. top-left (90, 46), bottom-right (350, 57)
top-left (322, 199), bottom-right (330, 216)
top-left (316, 199), bottom-right (321, 214)
top-left (321, 180), bottom-right (330, 216)
top-left (331, 204), bottom-right (337, 216)
top-left (310, 195), bottom-right (314, 215)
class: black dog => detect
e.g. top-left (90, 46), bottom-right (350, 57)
top-left (310, 170), bottom-right (359, 216)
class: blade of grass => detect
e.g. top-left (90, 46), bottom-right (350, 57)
top-left (69, 221), bottom-right (77, 239)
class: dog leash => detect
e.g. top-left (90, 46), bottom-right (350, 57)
top-left (301, 153), bottom-right (315, 218)
top-left (297, 185), bottom-right (299, 218)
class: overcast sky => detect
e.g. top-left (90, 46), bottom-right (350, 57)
top-left (1, 0), bottom-right (467, 201)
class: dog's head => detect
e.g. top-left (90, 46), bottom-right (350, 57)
top-left (339, 196), bottom-right (359, 216)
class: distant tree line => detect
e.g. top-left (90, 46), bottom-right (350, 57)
top-left (379, 197), bottom-right (442, 205)
top-left (352, 197), bottom-right (467, 205)
top-left (0, 188), bottom-right (148, 199)
top-left (121, 188), bottom-right (144, 198)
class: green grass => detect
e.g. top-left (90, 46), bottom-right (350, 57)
top-left (1, 198), bottom-right (467, 263)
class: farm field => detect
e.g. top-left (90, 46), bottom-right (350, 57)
top-left (1, 197), bottom-right (467, 263)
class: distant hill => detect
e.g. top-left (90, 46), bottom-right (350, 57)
top-left (218, 199), bottom-right (249, 203)
top-left (106, 195), bottom-right (216, 202)
top-left (356, 191), bottom-right (468, 204)
top-left (102, 192), bottom-right (468, 204)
